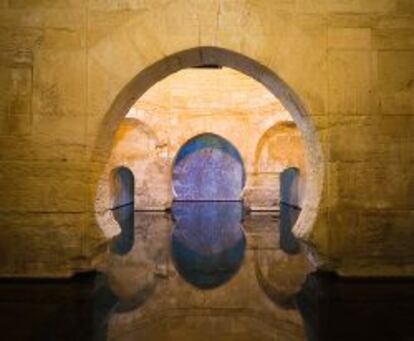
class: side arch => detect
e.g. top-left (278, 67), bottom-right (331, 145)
top-left (245, 121), bottom-right (306, 209)
top-left (253, 121), bottom-right (302, 174)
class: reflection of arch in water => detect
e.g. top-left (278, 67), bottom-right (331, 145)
top-left (111, 204), bottom-right (135, 255)
top-left (172, 133), bottom-right (246, 201)
top-left (279, 203), bottom-right (301, 255)
top-left (93, 269), bottom-right (157, 341)
top-left (110, 166), bottom-right (134, 209)
top-left (254, 231), bottom-right (310, 309)
top-left (171, 202), bottom-right (246, 289)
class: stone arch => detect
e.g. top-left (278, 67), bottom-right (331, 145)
top-left (172, 132), bottom-right (246, 201)
top-left (96, 116), bottom-right (172, 213)
top-left (110, 117), bottom-right (159, 164)
top-left (253, 121), bottom-right (303, 174)
top-left (245, 121), bottom-right (306, 209)
top-left (94, 47), bottom-right (324, 241)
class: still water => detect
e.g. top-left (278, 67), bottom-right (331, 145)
top-left (101, 202), bottom-right (310, 341)
top-left (0, 203), bottom-right (413, 340)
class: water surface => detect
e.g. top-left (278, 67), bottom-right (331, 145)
top-left (100, 202), bottom-right (312, 340)
top-left (0, 203), bottom-right (413, 340)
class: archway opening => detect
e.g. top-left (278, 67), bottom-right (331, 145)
top-left (280, 167), bottom-right (301, 208)
top-left (172, 133), bottom-right (246, 202)
top-left (95, 47), bottom-right (323, 242)
top-left (94, 46), bottom-right (324, 322)
top-left (110, 166), bottom-right (134, 209)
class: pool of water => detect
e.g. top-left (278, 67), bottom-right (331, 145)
top-left (0, 202), bottom-right (413, 340)
top-left (101, 201), bottom-right (311, 340)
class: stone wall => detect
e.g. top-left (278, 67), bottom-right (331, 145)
top-left (0, 0), bottom-right (413, 277)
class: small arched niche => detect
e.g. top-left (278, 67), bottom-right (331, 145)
top-left (280, 167), bottom-right (301, 208)
top-left (254, 121), bottom-right (304, 173)
top-left (248, 121), bottom-right (306, 209)
top-left (110, 166), bottom-right (134, 209)
top-left (172, 133), bottom-right (246, 201)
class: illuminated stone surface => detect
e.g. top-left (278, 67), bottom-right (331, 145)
top-left (0, 1), bottom-right (413, 277)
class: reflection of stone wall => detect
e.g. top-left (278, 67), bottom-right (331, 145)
top-left (107, 68), bottom-right (304, 210)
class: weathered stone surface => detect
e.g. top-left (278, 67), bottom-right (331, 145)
top-left (0, 0), bottom-right (412, 278)
top-left (328, 50), bottom-right (373, 115)
top-left (377, 51), bottom-right (414, 115)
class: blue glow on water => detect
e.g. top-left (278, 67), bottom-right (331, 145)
top-left (279, 203), bottom-right (301, 254)
top-left (111, 204), bottom-right (135, 255)
top-left (171, 201), bottom-right (246, 289)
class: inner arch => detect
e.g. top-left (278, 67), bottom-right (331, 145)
top-left (172, 133), bottom-right (246, 201)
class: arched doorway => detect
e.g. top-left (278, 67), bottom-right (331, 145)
top-left (280, 167), bottom-right (301, 208)
top-left (95, 47), bottom-right (323, 241)
top-left (172, 133), bottom-right (245, 202)
top-left (110, 166), bottom-right (134, 209)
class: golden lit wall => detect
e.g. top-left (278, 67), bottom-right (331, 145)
top-left (0, 1), bottom-right (413, 277)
